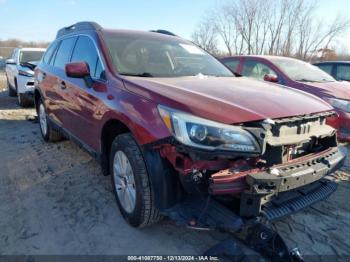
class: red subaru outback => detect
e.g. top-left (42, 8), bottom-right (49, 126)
top-left (34, 22), bottom-right (345, 228)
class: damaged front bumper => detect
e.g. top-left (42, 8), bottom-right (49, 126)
top-left (156, 111), bottom-right (345, 219)
top-left (210, 146), bottom-right (346, 217)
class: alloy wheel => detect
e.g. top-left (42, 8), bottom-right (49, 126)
top-left (39, 103), bottom-right (47, 136)
top-left (113, 150), bottom-right (136, 213)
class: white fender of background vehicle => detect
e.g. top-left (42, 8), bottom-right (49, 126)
top-left (5, 47), bottom-right (45, 107)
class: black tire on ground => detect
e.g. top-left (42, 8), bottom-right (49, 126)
top-left (38, 98), bottom-right (63, 142)
top-left (110, 133), bottom-right (162, 228)
top-left (7, 79), bottom-right (16, 97)
top-left (18, 93), bottom-right (34, 107)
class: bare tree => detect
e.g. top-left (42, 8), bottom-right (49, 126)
top-left (212, 6), bottom-right (236, 55)
top-left (303, 15), bottom-right (350, 60)
top-left (0, 39), bottom-right (50, 58)
top-left (191, 19), bottom-right (219, 55)
top-left (193, 0), bottom-right (350, 60)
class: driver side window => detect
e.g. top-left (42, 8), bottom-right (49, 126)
top-left (71, 36), bottom-right (105, 79)
top-left (242, 60), bottom-right (277, 80)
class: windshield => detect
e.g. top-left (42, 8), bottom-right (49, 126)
top-left (270, 57), bottom-right (335, 82)
top-left (104, 33), bottom-right (233, 77)
top-left (19, 51), bottom-right (45, 64)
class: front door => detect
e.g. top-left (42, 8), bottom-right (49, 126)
top-left (63, 35), bottom-right (107, 150)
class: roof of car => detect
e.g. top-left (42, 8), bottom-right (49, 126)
top-left (19, 48), bottom-right (46, 52)
top-left (56, 21), bottom-right (180, 42)
top-left (314, 61), bottom-right (350, 64)
top-left (221, 55), bottom-right (299, 61)
top-left (102, 28), bottom-right (185, 41)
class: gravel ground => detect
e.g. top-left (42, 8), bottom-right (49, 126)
top-left (0, 71), bottom-right (350, 260)
top-left (0, 71), bottom-right (7, 92)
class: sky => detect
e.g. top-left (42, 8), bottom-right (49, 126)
top-left (0, 0), bottom-right (349, 53)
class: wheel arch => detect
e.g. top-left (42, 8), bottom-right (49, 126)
top-left (34, 88), bottom-right (43, 113)
top-left (100, 118), bottom-right (131, 175)
top-left (100, 117), bottom-right (183, 210)
top-left (141, 145), bottom-right (184, 210)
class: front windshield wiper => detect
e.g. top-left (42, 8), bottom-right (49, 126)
top-left (295, 78), bottom-right (317, 82)
top-left (320, 78), bottom-right (335, 82)
top-left (296, 78), bottom-right (335, 83)
top-left (187, 73), bottom-right (234, 77)
top-left (233, 72), bottom-right (242, 77)
top-left (120, 72), bottom-right (154, 77)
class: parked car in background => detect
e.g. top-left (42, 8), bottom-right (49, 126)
top-left (0, 56), bottom-right (6, 70)
top-left (220, 56), bottom-right (350, 141)
top-left (34, 22), bottom-right (345, 230)
top-left (314, 61), bottom-right (350, 82)
top-left (5, 48), bottom-right (46, 107)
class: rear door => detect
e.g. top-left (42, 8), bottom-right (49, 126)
top-left (37, 37), bottom-right (77, 126)
top-left (64, 35), bottom-right (107, 150)
top-left (36, 41), bottom-right (61, 122)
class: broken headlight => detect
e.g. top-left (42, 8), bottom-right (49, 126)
top-left (158, 105), bottom-right (260, 153)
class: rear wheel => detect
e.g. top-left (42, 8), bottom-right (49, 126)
top-left (110, 133), bottom-right (161, 228)
top-left (38, 99), bottom-right (63, 142)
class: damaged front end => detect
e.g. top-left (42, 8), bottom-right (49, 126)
top-left (156, 107), bottom-right (346, 219)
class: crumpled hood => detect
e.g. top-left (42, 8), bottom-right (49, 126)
top-left (19, 61), bottom-right (39, 72)
top-left (302, 81), bottom-right (350, 100)
top-left (123, 76), bottom-right (333, 124)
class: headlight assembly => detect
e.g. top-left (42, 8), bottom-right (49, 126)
top-left (157, 105), bottom-right (260, 153)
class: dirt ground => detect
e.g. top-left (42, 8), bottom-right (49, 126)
top-left (0, 71), bottom-right (350, 260)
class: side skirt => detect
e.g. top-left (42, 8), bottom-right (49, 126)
top-left (47, 117), bottom-right (103, 165)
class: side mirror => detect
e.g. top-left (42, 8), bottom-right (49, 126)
top-left (65, 62), bottom-right (93, 87)
top-left (264, 74), bottom-right (278, 83)
top-left (65, 62), bottom-right (90, 78)
top-left (6, 59), bottom-right (16, 65)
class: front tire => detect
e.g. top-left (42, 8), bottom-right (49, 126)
top-left (7, 79), bottom-right (16, 97)
top-left (110, 133), bottom-right (161, 228)
top-left (18, 93), bottom-right (33, 107)
top-left (38, 98), bottom-right (63, 142)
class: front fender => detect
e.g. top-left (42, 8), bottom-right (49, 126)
top-left (98, 86), bottom-right (171, 149)
top-left (141, 144), bottom-right (183, 210)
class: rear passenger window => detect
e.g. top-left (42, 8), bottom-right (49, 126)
top-left (43, 41), bottom-right (58, 64)
top-left (224, 60), bottom-right (239, 72)
top-left (71, 36), bottom-right (104, 79)
top-left (53, 37), bottom-right (76, 69)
